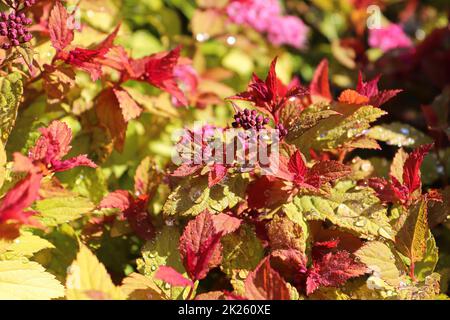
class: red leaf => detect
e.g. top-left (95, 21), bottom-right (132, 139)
top-left (29, 121), bottom-right (96, 172)
top-left (51, 155), bottom-right (97, 172)
top-left (357, 72), bottom-right (380, 97)
top-left (124, 194), bottom-right (154, 240)
top-left (356, 72), bottom-right (402, 107)
top-left (229, 57), bottom-right (308, 121)
top-left (61, 26), bottom-right (121, 81)
top-left (49, 1), bottom-right (74, 51)
top-left (247, 176), bottom-right (291, 209)
top-left (179, 211), bottom-right (223, 281)
top-left (310, 59), bottom-right (332, 101)
top-left (308, 161), bottom-right (352, 184)
top-left (99, 190), bottom-right (133, 211)
top-left (288, 150), bottom-right (308, 183)
top-left (0, 173), bottom-right (42, 225)
top-left (95, 87), bottom-right (142, 152)
top-left (245, 257), bottom-right (291, 300)
top-left (306, 250), bottom-right (366, 295)
top-left (13, 153), bottom-right (36, 173)
top-left (30, 120), bottom-right (72, 162)
top-left (64, 48), bottom-right (106, 81)
top-left (211, 213), bottom-right (242, 235)
top-left (402, 144), bottom-right (433, 194)
top-left (99, 191), bottom-right (153, 240)
top-left (208, 164), bottom-right (227, 187)
top-left (271, 249), bottom-right (308, 277)
top-left (154, 266), bottom-right (193, 288)
top-left (131, 47), bottom-right (187, 106)
top-left (171, 163), bottom-right (202, 177)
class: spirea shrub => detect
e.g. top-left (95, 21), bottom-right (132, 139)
top-left (0, 0), bottom-right (449, 301)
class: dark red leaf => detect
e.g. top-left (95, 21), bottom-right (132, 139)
top-left (245, 257), bottom-right (291, 300)
top-left (306, 250), bottom-right (366, 295)
top-left (179, 211), bottom-right (223, 281)
top-left (402, 144), bottom-right (433, 194)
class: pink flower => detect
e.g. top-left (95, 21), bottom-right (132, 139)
top-left (226, 0), bottom-right (281, 33)
top-left (267, 15), bottom-right (308, 49)
top-left (368, 24), bottom-right (412, 52)
top-left (172, 64), bottom-right (199, 107)
top-left (226, 0), bottom-right (308, 49)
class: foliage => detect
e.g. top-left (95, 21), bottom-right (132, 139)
top-left (0, 0), bottom-right (448, 301)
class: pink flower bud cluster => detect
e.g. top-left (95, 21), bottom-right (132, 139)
top-left (275, 123), bottom-right (288, 139)
top-left (0, 11), bottom-right (33, 49)
top-left (232, 109), bottom-right (270, 130)
top-left (226, 0), bottom-right (308, 49)
top-left (7, 0), bottom-right (36, 9)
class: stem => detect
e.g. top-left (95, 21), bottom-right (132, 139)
top-left (338, 150), bottom-right (348, 163)
top-left (186, 284), bottom-right (195, 300)
top-left (409, 262), bottom-right (416, 282)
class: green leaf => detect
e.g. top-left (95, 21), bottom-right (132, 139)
top-left (283, 202), bottom-right (311, 247)
top-left (286, 102), bottom-right (339, 144)
top-left (355, 241), bottom-right (401, 287)
top-left (16, 45), bottom-right (35, 70)
top-left (415, 231), bottom-right (439, 281)
top-left (34, 196), bottom-right (94, 226)
top-left (367, 122), bottom-right (432, 147)
top-left (0, 72), bottom-right (23, 144)
top-left (290, 103), bottom-right (386, 151)
top-left (0, 260), bottom-right (64, 300)
top-left (57, 167), bottom-right (108, 203)
top-left (137, 226), bottom-right (189, 300)
top-left (221, 224), bottom-right (264, 295)
top-left (395, 199), bottom-right (429, 265)
top-left (291, 182), bottom-right (395, 240)
top-left (163, 175), bottom-right (246, 217)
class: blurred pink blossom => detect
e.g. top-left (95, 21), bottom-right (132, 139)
top-left (226, 0), bottom-right (281, 32)
top-left (226, 0), bottom-right (307, 48)
top-left (267, 15), bottom-right (308, 49)
top-left (368, 24), bottom-right (412, 52)
top-left (172, 64), bottom-right (199, 107)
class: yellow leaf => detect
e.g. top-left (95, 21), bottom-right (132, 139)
top-left (396, 199), bottom-right (429, 264)
top-left (390, 148), bottom-right (408, 183)
top-left (0, 260), bottom-right (64, 300)
top-left (66, 244), bottom-right (125, 300)
top-left (120, 273), bottom-right (165, 300)
top-left (355, 241), bottom-right (401, 287)
top-left (1, 232), bottom-right (54, 259)
top-left (0, 140), bottom-right (5, 189)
